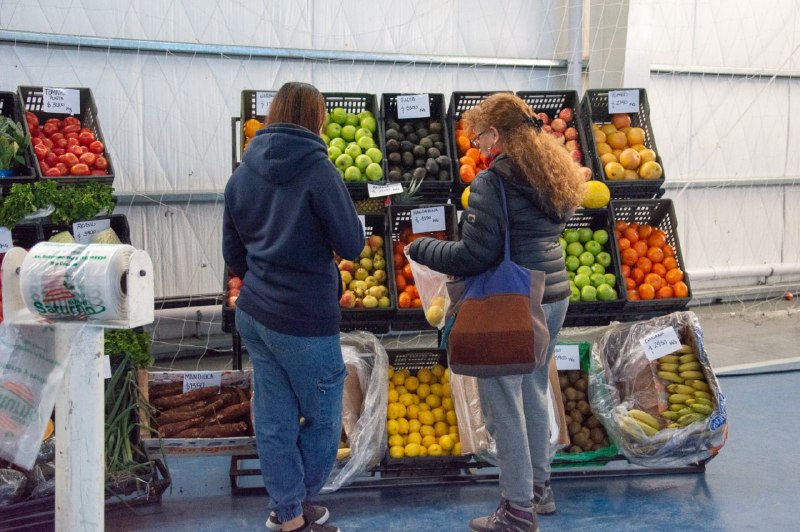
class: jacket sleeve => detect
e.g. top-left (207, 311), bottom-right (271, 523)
top-left (222, 194), bottom-right (248, 278)
top-left (409, 172), bottom-right (503, 277)
top-left (311, 165), bottom-right (364, 261)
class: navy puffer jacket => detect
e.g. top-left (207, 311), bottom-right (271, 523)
top-left (408, 153), bottom-right (572, 304)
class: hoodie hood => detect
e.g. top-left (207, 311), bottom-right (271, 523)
top-left (490, 153), bottom-right (570, 223)
top-left (242, 123), bottom-right (329, 184)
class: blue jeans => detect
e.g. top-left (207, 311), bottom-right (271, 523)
top-left (476, 296), bottom-right (569, 506)
top-left (236, 308), bottom-right (346, 523)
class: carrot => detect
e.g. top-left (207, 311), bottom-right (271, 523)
top-left (175, 422), bottom-right (248, 438)
top-left (151, 386), bottom-right (218, 409)
top-left (159, 416), bottom-right (204, 437)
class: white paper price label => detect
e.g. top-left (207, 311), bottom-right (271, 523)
top-left (608, 90), bottom-right (640, 114)
top-left (640, 326), bottom-right (682, 361)
top-left (367, 182), bottom-right (403, 198)
top-left (554, 344), bottom-right (581, 370)
top-left (0, 227), bottom-right (13, 252)
top-left (358, 215), bottom-right (366, 239)
top-left (73, 219), bottom-right (111, 245)
top-left (183, 371), bottom-right (222, 393)
top-left (256, 91), bottom-right (275, 116)
top-left (43, 88), bottom-right (81, 115)
top-left (410, 206), bottom-right (446, 234)
top-left (397, 94), bottom-right (431, 120)
top-left (103, 356), bottom-right (112, 379)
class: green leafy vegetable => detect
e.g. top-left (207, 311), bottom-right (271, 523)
top-left (0, 115), bottom-right (30, 170)
top-left (105, 329), bottom-right (154, 369)
top-left (0, 181), bottom-right (115, 229)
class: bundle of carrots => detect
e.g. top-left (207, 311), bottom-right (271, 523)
top-left (147, 382), bottom-right (252, 439)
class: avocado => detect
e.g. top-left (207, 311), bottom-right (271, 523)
top-left (412, 145), bottom-right (427, 158)
top-left (434, 141), bottom-right (446, 152)
top-left (429, 121), bottom-right (443, 134)
top-left (388, 152), bottom-right (402, 165)
top-left (385, 129), bottom-right (400, 142)
top-left (387, 121), bottom-right (400, 132)
top-left (402, 172), bottom-right (413, 181)
top-left (415, 158), bottom-right (426, 168)
top-left (388, 169), bottom-right (402, 182)
top-left (400, 140), bottom-right (414, 153)
top-left (419, 136), bottom-right (433, 149)
top-left (401, 152), bottom-right (415, 168)
top-left (401, 123), bottom-right (415, 135)
top-left (413, 167), bottom-right (427, 180)
top-left (416, 128), bottom-right (429, 138)
top-left (405, 133), bottom-right (419, 144)
top-left (438, 170), bottom-right (451, 181)
top-left (385, 138), bottom-right (400, 153)
top-left (425, 159), bottom-right (439, 176)
top-left (435, 155), bottom-right (451, 168)
top-left (427, 147), bottom-right (441, 159)
top-left (428, 133), bottom-right (442, 143)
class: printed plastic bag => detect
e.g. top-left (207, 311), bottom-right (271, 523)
top-left (589, 311), bottom-right (727, 467)
top-left (404, 251), bottom-right (451, 329)
top-left (323, 331), bottom-right (388, 492)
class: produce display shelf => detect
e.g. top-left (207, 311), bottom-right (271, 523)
top-left (580, 88), bottom-right (665, 199)
top-left (0, 91), bottom-right (38, 187)
top-left (17, 85), bottom-right (115, 185)
top-left (610, 199), bottom-right (692, 321)
top-left (380, 93), bottom-right (454, 202)
top-left (41, 213), bottom-right (131, 245)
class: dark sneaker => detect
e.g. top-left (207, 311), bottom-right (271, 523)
top-left (266, 501), bottom-right (330, 530)
top-left (533, 483), bottom-right (556, 515)
top-left (469, 499), bottom-right (538, 532)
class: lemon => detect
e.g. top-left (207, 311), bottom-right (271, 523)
top-left (387, 389), bottom-right (399, 403)
top-left (407, 432), bottom-right (422, 445)
top-left (404, 443), bottom-right (421, 457)
top-left (427, 444), bottom-right (443, 456)
top-left (417, 368), bottom-right (433, 384)
top-left (453, 442), bottom-right (461, 455)
top-left (582, 180), bottom-right (611, 208)
top-left (422, 434), bottom-right (438, 447)
top-left (420, 425), bottom-right (435, 437)
top-left (397, 418), bottom-right (410, 435)
top-left (442, 368), bottom-right (450, 383)
top-left (430, 383), bottom-right (443, 397)
top-left (389, 445), bottom-right (405, 458)
top-left (434, 421), bottom-right (448, 437)
top-left (432, 408), bottom-right (445, 422)
top-left (432, 364), bottom-right (446, 379)
top-left (408, 419), bottom-right (421, 433)
top-left (386, 419), bottom-right (399, 435)
top-left (406, 404), bottom-right (420, 420)
top-left (425, 394), bottom-right (441, 409)
top-left (461, 186), bottom-right (470, 209)
top-left (398, 368), bottom-right (411, 378)
top-left (418, 411), bottom-right (435, 426)
top-left (399, 393), bottom-right (415, 407)
top-left (387, 402), bottom-right (406, 420)
top-left (418, 446), bottom-right (428, 456)
top-left (391, 372), bottom-right (406, 386)
top-left (404, 376), bottom-right (419, 392)
top-left (388, 434), bottom-right (404, 447)
top-left (388, 382), bottom-right (395, 391)
top-left (416, 383), bottom-right (431, 400)
top-left (446, 410), bottom-right (458, 426)
top-left (438, 435), bottom-right (454, 451)
top-left (449, 425), bottom-right (459, 436)
top-left (441, 382), bottom-right (451, 397)
top-left (387, 366), bottom-right (395, 379)
top-left (418, 403), bottom-right (431, 412)
top-left (425, 305), bottom-right (445, 327)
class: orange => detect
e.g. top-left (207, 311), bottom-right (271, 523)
top-left (621, 264), bottom-right (631, 278)
top-left (631, 267), bottom-right (645, 284)
top-left (633, 241), bottom-right (648, 258)
top-left (673, 281), bottom-right (689, 298)
top-left (656, 285), bottom-right (674, 299)
top-left (611, 114), bottom-right (632, 129)
top-left (466, 148), bottom-right (482, 163)
top-left (623, 228), bottom-right (640, 244)
top-left (648, 233), bottom-right (666, 249)
top-left (393, 253), bottom-right (404, 269)
top-left (607, 131), bottom-right (628, 150)
top-left (637, 225), bottom-right (653, 240)
top-left (629, 222), bottom-right (640, 231)
top-left (662, 256), bottom-right (678, 270)
top-left (644, 273), bottom-right (663, 291)
top-left (615, 221), bottom-right (629, 233)
top-left (651, 263), bottom-right (667, 277)
top-left (459, 156), bottom-right (477, 168)
top-left (647, 247), bottom-right (664, 263)
top-left (635, 256), bottom-right (652, 274)
top-left (663, 244), bottom-right (676, 258)
top-left (402, 263), bottom-right (414, 280)
top-left (404, 284), bottom-right (418, 298)
top-left (398, 292), bottom-right (412, 308)
top-left (621, 248), bottom-right (639, 266)
top-left (456, 136), bottom-right (471, 154)
top-left (627, 289), bottom-right (640, 300)
top-left (243, 118), bottom-right (264, 139)
top-left (618, 237), bottom-right (631, 252)
top-left (665, 268), bottom-right (684, 285)
top-left (411, 298), bottom-right (423, 308)
top-left (638, 283), bottom-right (655, 300)
top-left (625, 277), bottom-right (636, 290)
top-left (459, 165), bottom-right (476, 183)
top-left (395, 274), bottom-right (407, 291)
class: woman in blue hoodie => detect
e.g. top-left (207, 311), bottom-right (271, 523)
top-left (223, 82), bottom-right (363, 532)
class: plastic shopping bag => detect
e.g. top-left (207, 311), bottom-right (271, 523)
top-left (404, 251), bottom-right (451, 329)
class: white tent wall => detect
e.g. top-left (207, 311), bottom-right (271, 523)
top-left (0, 0), bottom-right (798, 305)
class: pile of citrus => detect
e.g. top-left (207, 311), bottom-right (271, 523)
top-left (592, 113), bottom-right (663, 181)
top-left (392, 225), bottom-right (448, 309)
top-left (386, 363), bottom-right (461, 458)
top-left (614, 221), bottom-right (688, 300)
top-left (242, 118), bottom-right (264, 153)
top-left (453, 118), bottom-right (488, 184)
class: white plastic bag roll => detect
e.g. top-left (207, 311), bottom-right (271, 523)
top-left (19, 242), bottom-right (136, 321)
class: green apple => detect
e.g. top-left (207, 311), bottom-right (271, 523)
top-left (596, 252), bottom-right (612, 268)
top-left (335, 153), bottom-right (353, 171)
top-left (559, 237), bottom-right (568, 249)
top-left (356, 135), bottom-right (375, 151)
top-left (355, 154), bottom-right (372, 172)
top-left (344, 166), bottom-right (362, 181)
top-left (341, 125), bottom-right (357, 142)
top-left (566, 242), bottom-right (584, 257)
top-left (604, 273), bottom-right (617, 286)
top-left (330, 107), bottom-right (348, 125)
top-left (593, 229), bottom-right (609, 245)
top-left (564, 255), bottom-right (580, 272)
top-left (569, 284), bottom-right (580, 302)
top-left (355, 128), bottom-right (372, 140)
top-left (590, 263), bottom-right (606, 275)
top-left (358, 110), bottom-right (374, 121)
top-left (328, 146), bottom-right (343, 162)
top-left (584, 240), bottom-right (602, 256)
top-left (577, 265), bottom-right (593, 277)
top-left (345, 143), bottom-right (362, 160)
top-left (331, 137), bottom-right (346, 151)
top-left (578, 251), bottom-right (596, 266)
top-left (326, 122), bottom-right (342, 139)
top-left (580, 285), bottom-right (597, 301)
top-left (597, 283), bottom-right (618, 301)
top-left (365, 147), bottom-right (383, 163)
top-left (360, 115), bottom-right (377, 133)
top-left (574, 273), bottom-right (591, 290)
top-left (320, 133), bottom-right (331, 145)
top-left (567, 271), bottom-right (576, 280)
top-left (590, 273), bottom-right (606, 287)
top-left (578, 228), bottom-right (593, 243)
top-left (365, 162), bottom-right (383, 181)
top-left (563, 230), bottom-right (580, 244)
top-left (345, 113), bottom-right (359, 127)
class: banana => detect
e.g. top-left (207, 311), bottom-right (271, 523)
top-left (694, 390), bottom-right (712, 400)
top-left (678, 361), bottom-right (701, 372)
top-left (678, 352), bottom-right (698, 363)
top-left (677, 407), bottom-right (695, 417)
top-left (685, 398), bottom-right (697, 405)
top-left (658, 363), bottom-right (680, 372)
top-left (689, 380), bottom-right (710, 392)
top-left (658, 354), bottom-right (681, 364)
top-left (657, 371), bottom-right (684, 384)
top-left (690, 403), bottom-right (713, 415)
top-left (669, 393), bottom-right (694, 404)
top-left (668, 384), bottom-right (698, 395)
top-left (667, 423), bottom-right (681, 429)
top-left (669, 404), bottom-right (684, 412)
top-left (633, 418), bottom-right (660, 437)
top-left (629, 409), bottom-right (660, 430)
top-left (678, 412), bottom-right (706, 426)
top-left (661, 411), bottom-right (680, 421)
top-left (694, 397), bottom-right (713, 406)
top-left (336, 447), bottom-right (351, 460)
top-left (680, 370), bottom-right (705, 380)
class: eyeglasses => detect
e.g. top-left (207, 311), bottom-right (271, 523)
top-left (471, 129), bottom-right (490, 148)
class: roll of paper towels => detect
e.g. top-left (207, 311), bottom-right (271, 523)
top-left (19, 242), bottom-right (136, 321)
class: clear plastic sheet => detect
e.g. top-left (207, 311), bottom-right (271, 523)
top-left (405, 252), bottom-right (451, 329)
top-left (589, 311), bottom-right (728, 467)
top-left (322, 331), bottom-right (388, 492)
top-left (0, 468), bottom-right (27, 506)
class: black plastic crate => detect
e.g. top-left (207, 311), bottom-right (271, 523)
top-left (447, 91), bottom-right (513, 192)
top-left (233, 89), bottom-right (274, 171)
top-left (516, 90), bottom-right (593, 178)
top-left (41, 213), bottom-right (130, 245)
top-left (580, 88), bottom-right (665, 199)
top-left (10, 223), bottom-right (44, 249)
top-left (387, 203), bottom-right (458, 331)
top-left (380, 93), bottom-right (453, 202)
top-left (0, 92), bottom-right (37, 187)
top-left (17, 86), bottom-right (114, 185)
top-left (561, 207), bottom-right (627, 327)
top-left (609, 199), bottom-right (692, 321)
top-left (340, 213), bottom-right (396, 334)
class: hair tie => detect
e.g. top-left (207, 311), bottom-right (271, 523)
top-left (523, 115), bottom-right (543, 132)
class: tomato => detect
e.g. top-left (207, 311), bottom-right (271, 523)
top-left (66, 137), bottom-right (80, 148)
top-left (63, 116), bottom-right (81, 127)
top-left (45, 167), bottom-right (62, 177)
top-left (25, 112), bottom-right (39, 128)
top-left (402, 263), bottom-right (414, 281)
top-left (42, 138), bottom-right (54, 149)
top-left (64, 132), bottom-right (79, 140)
top-left (61, 124), bottom-right (80, 135)
top-left (52, 147), bottom-right (65, 156)
top-left (28, 125), bottom-right (40, 137)
top-left (78, 131), bottom-right (95, 146)
top-left (42, 122), bottom-right (59, 136)
top-left (32, 137), bottom-right (44, 146)
top-left (78, 152), bottom-right (96, 167)
top-left (70, 163), bottom-right (90, 176)
top-left (39, 161), bottom-right (50, 173)
top-left (60, 153), bottom-right (80, 168)
top-left (67, 145), bottom-right (83, 157)
top-left (88, 140), bottom-right (104, 154)
top-left (33, 143), bottom-right (48, 160)
top-left (94, 156), bottom-right (108, 170)
top-left (44, 152), bottom-right (58, 167)
top-left (55, 163), bottom-right (68, 176)
top-left (54, 138), bottom-right (68, 150)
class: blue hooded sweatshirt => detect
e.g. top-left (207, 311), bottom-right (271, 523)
top-left (223, 123), bottom-right (364, 336)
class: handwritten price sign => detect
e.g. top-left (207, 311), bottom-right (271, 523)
top-left (368, 182), bottom-right (403, 198)
top-left (0, 227), bottom-right (12, 253)
top-left (256, 92), bottom-right (275, 116)
top-left (397, 94), bottom-right (431, 120)
top-left (73, 219), bottom-right (111, 245)
top-left (183, 371), bottom-right (222, 393)
top-left (43, 88), bottom-right (80, 115)
top-left (640, 326), bottom-right (682, 361)
top-left (608, 90), bottom-right (640, 114)
top-left (554, 344), bottom-right (580, 370)
top-left (410, 206), bottom-right (445, 234)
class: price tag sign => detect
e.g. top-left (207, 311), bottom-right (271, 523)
top-left (608, 90), bottom-right (639, 114)
top-left (0, 227), bottom-right (13, 252)
top-left (103, 356), bottom-right (112, 379)
top-left (358, 215), bottom-right (366, 239)
top-left (397, 94), bottom-right (431, 120)
top-left (410, 206), bottom-right (445, 234)
top-left (43, 88), bottom-right (81, 115)
top-left (73, 219), bottom-right (111, 245)
top-left (183, 371), bottom-right (222, 393)
top-left (256, 91), bottom-right (275, 116)
top-left (367, 182), bottom-right (403, 198)
top-left (640, 326), bottom-right (682, 361)
top-left (554, 344), bottom-right (581, 370)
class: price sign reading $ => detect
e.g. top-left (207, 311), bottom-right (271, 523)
top-left (183, 371), bottom-right (222, 393)
top-left (43, 88), bottom-right (81, 115)
top-left (608, 90), bottom-right (640, 114)
top-left (410, 206), bottom-right (445, 234)
top-left (554, 344), bottom-right (580, 371)
top-left (640, 327), bottom-right (682, 361)
top-left (397, 94), bottom-right (431, 120)
top-left (256, 92), bottom-right (275, 116)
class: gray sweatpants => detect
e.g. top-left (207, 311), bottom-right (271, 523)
top-left (476, 296), bottom-right (569, 506)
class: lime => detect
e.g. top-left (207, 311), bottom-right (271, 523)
top-left (574, 273), bottom-right (591, 289)
top-left (596, 252), bottom-right (612, 268)
top-left (330, 107), bottom-right (348, 125)
top-left (585, 240), bottom-right (602, 256)
top-left (566, 242), bottom-right (584, 257)
top-left (326, 122), bottom-right (342, 139)
top-left (565, 256), bottom-right (580, 272)
top-left (563, 230), bottom-right (580, 244)
top-left (580, 285), bottom-right (598, 301)
top-left (593, 229), bottom-right (609, 245)
top-left (597, 283), bottom-right (618, 301)
top-left (579, 251), bottom-right (595, 267)
top-left (578, 228), bottom-right (593, 243)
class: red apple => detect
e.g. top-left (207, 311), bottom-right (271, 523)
top-left (536, 112), bottom-right (551, 125)
top-left (542, 124), bottom-right (552, 134)
top-left (551, 118), bottom-right (567, 133)
top-left (570, 149), bottom-right (582, 162)
top-left (227, 277), bottom-right (242, 289)
top-left (580, 167), bottom-right (593, 181)
top-left (564, 127), bottom-right (579, 141)
top-left (551, 131), bottom-right (565, 145)
top-left (565, 140), bottom-right (579, 151)
top-left (339, 291), bottom-right (356, 308)
top-left (558, 108), bottom-right (574, 122)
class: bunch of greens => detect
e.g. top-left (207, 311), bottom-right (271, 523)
top-left (105, 329), bottom-right (154, 370)
top-left (0, 115), bottom-right (30, 170)
top-left (0, 181), bottom-right (115, 228)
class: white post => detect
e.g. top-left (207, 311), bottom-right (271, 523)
top-left (54, 324), bottom-right (105, 532)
